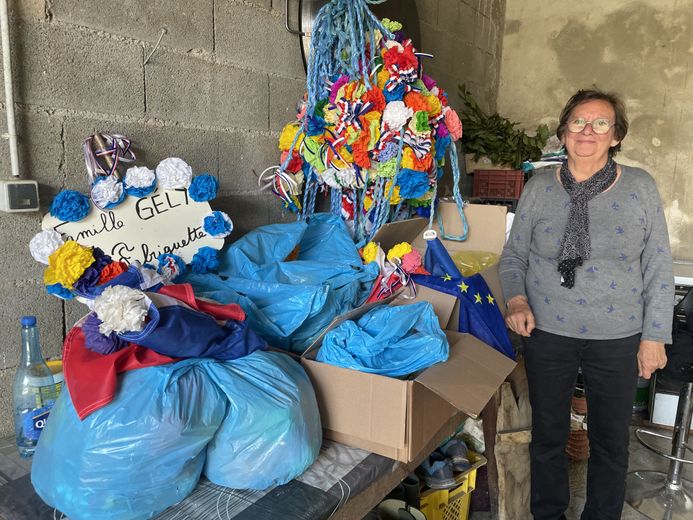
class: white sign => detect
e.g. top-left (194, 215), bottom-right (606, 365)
top-left (42, 188), bottom-right (224, 264)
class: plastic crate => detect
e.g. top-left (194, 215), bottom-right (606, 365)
top-left (419, 452), bottom-right (487, 520)
top-left (472, 169), bottom-right (524, 199)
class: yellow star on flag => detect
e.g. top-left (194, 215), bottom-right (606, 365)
top-left (474, 292), bottom-right (482, 304)
top-left (458, 281), bottom-right (469, 293)
top-left (441, 273), bottom-right (452, 282)
top-left (486, 294), bottom-right (495, 305)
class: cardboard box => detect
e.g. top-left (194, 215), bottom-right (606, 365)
top-left (299, 201), bottom-right (516, 462)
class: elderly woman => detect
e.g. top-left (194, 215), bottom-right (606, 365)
top-left (499, 89), bottom-right (674, 520)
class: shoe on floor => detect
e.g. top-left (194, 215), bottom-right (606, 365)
top-left (377, 499), bottom-right (426, 520)
top-left (418, 451), bottom-right (456, 490)
top-left (439, 438), bottom-right (471, 472)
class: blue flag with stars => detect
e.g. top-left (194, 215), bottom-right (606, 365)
top-left (412, 237), bottom-right (515, 360)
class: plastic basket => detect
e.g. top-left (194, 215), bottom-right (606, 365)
top-left (419, 452), bottom-right (487, 520)
top-left (472, 169), bottom-right (524, 199)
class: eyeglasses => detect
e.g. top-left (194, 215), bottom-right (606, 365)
top-left (567, 117), bottom-right (614, 135)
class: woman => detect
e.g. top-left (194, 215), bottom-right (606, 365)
top-left (499, 89), bottom-right (674, 520)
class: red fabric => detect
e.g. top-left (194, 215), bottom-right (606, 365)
top-left (64, 283), bottom-right (247, 420)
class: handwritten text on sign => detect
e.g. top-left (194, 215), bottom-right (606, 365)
top-left (42, 188), bottom-right (224, 264)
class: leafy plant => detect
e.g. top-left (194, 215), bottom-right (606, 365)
top-left (458, 84), bottom-right (550, 168)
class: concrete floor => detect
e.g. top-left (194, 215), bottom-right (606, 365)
top-left (469, 424), bottom-right (682, 520)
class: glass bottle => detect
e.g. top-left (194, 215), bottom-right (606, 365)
top-left (12, 316), bottom-right (56, 457)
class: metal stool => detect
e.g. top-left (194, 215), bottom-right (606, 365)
top-left (625, 364), bottom-right (693, 519)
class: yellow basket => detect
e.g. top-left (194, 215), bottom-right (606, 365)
top-left (419, 451), bottom-right (487, 520)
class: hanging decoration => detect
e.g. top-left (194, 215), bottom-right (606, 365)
top-left (261, 2), bottom-right (468, 244)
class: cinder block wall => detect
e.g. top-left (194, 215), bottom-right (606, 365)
top-left (0, 0), bottom-right (504, 437)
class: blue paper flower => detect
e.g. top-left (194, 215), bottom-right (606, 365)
top-left (190, 246), bottom-right (219, 274)
top-left (396, 168), bottom-right (430, 199)
top-left (414, 205), bottom-right (431, 218)
top-left (73, 265), bottom-right (101, 295)
top-left (384, 83), bottom-right (406, 102)
top-left (46, 283), bottom-right (74, 300)
top-left (188, 174), bottom-right (219, 202)
top-left (307, 115), bottom-right (327, 137)
top-left (378, 141), bottom-right (399, 163)
top-left (125, 180), bottom-right (157, 198)
top-left (157, 253), bottom-right (186, 281)
top-left (435, 134), bottom-right (451, 161)
top-left (50, 190), bottom-right (91, 222)
top-left (202, 211), bottom-right (233, 238)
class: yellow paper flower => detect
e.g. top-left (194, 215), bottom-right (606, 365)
top-left (361, 241), bottom-right (379, 264)
top-left (363, 111), bottom-right (381, 150)
top-left (364, 194), bottom-right (374, 211)
top-left (377, 69), bottom-right (390, 90)
top-left (279, 123), bottom-right (304, 151)
top-left (387, 242), bottom-right (413, 262)
top-left (385, 181), bottom-right (401, 205)
top-left (44, 240), bottom-right (95, 289)
top-left (401, 147), bottom-right (416, 170)
top-left (425, 94), bottom-right (442, 116)
top-left (382, 18), bottom-right (403, 32)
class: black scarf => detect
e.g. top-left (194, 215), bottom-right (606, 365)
top-left (557, 158), bottom-right (617, 288)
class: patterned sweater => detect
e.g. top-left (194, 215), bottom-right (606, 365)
top-left (499, 164), bottom-right (674, 343)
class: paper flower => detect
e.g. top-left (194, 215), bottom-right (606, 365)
top-left (376, 158), bottom-right (398, 178)
top-left (401, 249), bottom-right (424, 273)
top-left (361, 242), bottom-right (379, 264)
top-left (73, 264), bottom-right (102, 294)
top-left (444, 108), bottom-right (463, 141)
top-left (82, 313), bottom-right (129, 355)
top-left (383, 101), bottom-right (413, 131)
top-left (93, 285), bottom-right (149, 336)
top-left (396, 168), bottom-right (429, 199)
top-left (99, 261), bottom-right (129, 285)
top-left (156, 157), bottom-right (193, 189)
top-left (190, 246), bottom-right (219, 274)
top-left (44, 240), bottom-right (95, 289)
top-left (157, 253), bottom-right (186, 282)
top-left (202, 211), bottom-right (233, 238)
top-left (49, 190), bottom-right (91, 222)
top-left (46, 283), bottom-right (74, 300)
top-left (124, 166), bottom-right (157, 197)
top-left (387, 242), bottom-right (413, 262)
top-left (279, 123), bottom-right (304, 151)
top-left (189, 174), bottom-right (219, 202)
top-left (91, 176), bottom-right (125, 209)
top-left (29, 229), bottom-right (64, 264)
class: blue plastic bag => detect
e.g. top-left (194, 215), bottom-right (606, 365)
top-left (181, 213), bottom-right (379, 353)
top-left (203, 351), bottom-right (322, 489)
top-left (316, 301), bottom-right (450, 377)
top-left (31, 359), bottom-right (227, 520)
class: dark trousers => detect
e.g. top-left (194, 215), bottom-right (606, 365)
top-left (522, 329), bottom-right (640, 520)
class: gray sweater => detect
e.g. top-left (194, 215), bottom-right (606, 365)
top-left (499, 165), bottom-right (674, 343)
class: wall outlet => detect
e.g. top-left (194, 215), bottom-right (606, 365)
top-left (0, 179), bottom-right (40, 212)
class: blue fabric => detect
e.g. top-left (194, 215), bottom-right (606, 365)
top-left (316, 301), bottom-right (449, 376)
top-left (181, 213), bottom-right (379, 353)
top-left (203, 351), bottom-right (322, 489)
top-left (413, 237), bottom-right (515, 360)
top-left (118, 293), bottom-right (267, 360)
top-left (31, 359), bottom-right (228, 520)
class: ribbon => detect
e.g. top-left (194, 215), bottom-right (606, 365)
top-left (335, 98), bottom-right (374, 135)
top-left (83, 133), bottom-right (136, 184)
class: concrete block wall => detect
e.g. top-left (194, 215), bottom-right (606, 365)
top-left (0, 0), bottom-right (504, 437)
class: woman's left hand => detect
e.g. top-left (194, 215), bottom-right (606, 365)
top-left (637, 340), bottom-right (667, 379)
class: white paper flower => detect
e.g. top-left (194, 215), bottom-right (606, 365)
top-left (156, 158), bottom-right (193, 189)
top-left (383, 101), bottom-right (413, 131)
top-left (93, 285), bottom-right (150, 336)
top-left (384, 40), bottom-right (403, 51)
top-left (91, 176), bottom-right (124, 208)
top-left (336, 167), bottom-right (365, 189)
top-left (29, 229), bottom-right (64, 264)
top-left (320, 168), bottom-right (341, 189)
top-left (124, 166), bottom-right (156, 188)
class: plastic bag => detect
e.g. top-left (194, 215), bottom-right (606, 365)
top-left (181, 213), bottom-right (379, 353)
top-left (449, 250), bottom-right (499, 277)
top-left (32, 359), bottom-right (227, 520)
top-left (316, 301), bottom-right (449, 377)
top-left (203, 351), bottom-right (322, 489)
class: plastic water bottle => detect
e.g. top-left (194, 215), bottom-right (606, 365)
top-left (12, 316), bottom-right (57, 457)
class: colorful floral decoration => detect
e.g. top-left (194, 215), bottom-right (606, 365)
top-left (190, 246), bottom-right (220, 274)
top-left (264, 1), bottom-right (466, 243)
top-left (156, 157), bottom-right (193, 189)
top-left (124, 166), bottom-right (157, 198)
top-left (156, 253), bottom-right (187, 282)
top-left (92, 285), bottom-right (150, 335)
top-left (29, 229), bottom-right (64, 264)
top-left (202, 211), bottom-right (233, 238)
top-left (189, 174), bottom-right (219, 202)
top-left (90, 175), bottom-right (126, 209)
top-left (49, 190), bottom-right (91, 222)
top-left (43, 240), bottom-right (95, 289)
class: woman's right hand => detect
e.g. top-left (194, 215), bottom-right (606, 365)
top-left (505, 295), bottom-right (536, 337)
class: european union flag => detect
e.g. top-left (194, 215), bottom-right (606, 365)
top-left (412, 237), bottom-right (515, 360)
